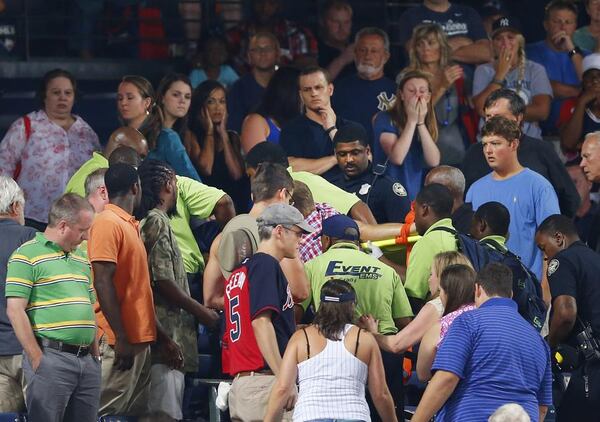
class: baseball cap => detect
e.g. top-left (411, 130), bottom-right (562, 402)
top-left (583, 53), bottom-right (600, 75)
top-left (491, 16), bottom-right (523, 38)
top-left (320, 214), bottom-right (360, 241)
top-left (217, 215), bottom-right (259, 279)
top-left (256, 203), bottom-right (315, 233)
top-left (332, 122), bottom-right (368, 145)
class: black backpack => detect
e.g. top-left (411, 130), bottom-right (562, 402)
top-left (431, 227), bottom-right (547, 331)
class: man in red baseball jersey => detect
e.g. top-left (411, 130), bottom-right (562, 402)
top-left (223, 203), bottom-right (314, 421)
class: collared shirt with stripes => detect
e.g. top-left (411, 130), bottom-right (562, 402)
top-left (5, 232), bottom-right (96, 345)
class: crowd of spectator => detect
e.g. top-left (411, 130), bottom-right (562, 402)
top-left (2, 0), bottom-right (600, 421)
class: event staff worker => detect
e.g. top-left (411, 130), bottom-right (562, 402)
top-left (6, 194), bottom-right (100, 422)
top-left (223, 203), bottom-right (314, 421)
top-left (301, 214), bottom-right (412, 420)
top-left (329, 122), bottom-right (411, 224)
top-left (535, 214), bottom-right (600, 421)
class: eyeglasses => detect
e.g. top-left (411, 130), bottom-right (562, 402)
top-left (282, 226), bottom-right (303, 238)
top-left (283, 188), bottom-right (295, 206)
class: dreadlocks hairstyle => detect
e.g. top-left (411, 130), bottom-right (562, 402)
top-left (136, 159), bottom-right (176, 220)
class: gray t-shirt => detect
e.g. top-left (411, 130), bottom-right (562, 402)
top-left (473, 60), bottom-right (553, 139)
top-left (0, 219), bottom-right (37, 355)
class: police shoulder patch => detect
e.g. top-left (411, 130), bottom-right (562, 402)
top-left (392, 183), bottom-right (407, 197)
top-left (547, 259), bottom-right (560, 276)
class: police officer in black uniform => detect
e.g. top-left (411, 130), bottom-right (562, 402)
top-left (328, 122), bottom-right (411, 224)
top-left (535, 214), bottom-right (600, 421)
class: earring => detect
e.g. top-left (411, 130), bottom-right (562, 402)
top-left (146, 110), bottom-right (150, 116)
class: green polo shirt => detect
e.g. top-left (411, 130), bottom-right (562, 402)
top-left (289, 168), bottom-right (360, 215)
top-left (64, 152), bottom-right (108, 196)
top-left (481, 235), bottom-right (507, 251)
top-left (303, 242), bottom-right (413, 334)
top-left (67, 155), bottom-right (225, 274)
top-left (404, 218), bottom-right (457, 301)
top-left (173, 176), bottom-right (226, 274)
top-left (5, 233), bottom-right (96, 345)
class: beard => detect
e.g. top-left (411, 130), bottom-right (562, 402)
top-left (356, 62), bottom-right (384, 79)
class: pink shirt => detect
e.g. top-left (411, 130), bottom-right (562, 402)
top-left (438, 303), bottom-right (477, 346)
top-left (0, 110), bottom-right (100, 223)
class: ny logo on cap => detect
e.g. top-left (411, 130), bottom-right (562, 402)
top-left (500, 18), bottom-right (509, 27)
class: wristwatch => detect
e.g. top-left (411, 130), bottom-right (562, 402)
top-left (568, 46), bottom-right (582, 58)
top-left (492, 79), bottom-right (505, 87)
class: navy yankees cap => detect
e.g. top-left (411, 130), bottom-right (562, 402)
top-left (491, 16), bottom-right (523, 38)
top-left (320, 214), bottom-right (360, 242)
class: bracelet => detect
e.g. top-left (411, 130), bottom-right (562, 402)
top-left (325, 126), bottom-right (336, 134)
top-left (568, 46), bottom-right (582, 58)
top-left (492, 79), bottom-right (505, 87)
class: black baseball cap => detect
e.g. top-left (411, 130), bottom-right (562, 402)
top-left (491, 16), bottom-right (523, 38)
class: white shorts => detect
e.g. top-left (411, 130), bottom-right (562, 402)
top-left (148, 364), bottom-right (185, 420)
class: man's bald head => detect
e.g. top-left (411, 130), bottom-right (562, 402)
top-left (105, 126), bottom-right (149, 159)
top-left (425, 165), bottom-right (466, 200)
top-left (581, 133), bottom-right (600, 183)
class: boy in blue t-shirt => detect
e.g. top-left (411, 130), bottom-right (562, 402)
top-left (466, 115), bottom-right (559, 279)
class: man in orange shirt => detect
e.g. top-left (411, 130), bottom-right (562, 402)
top-left (88, 163), bottom-right (180, 417)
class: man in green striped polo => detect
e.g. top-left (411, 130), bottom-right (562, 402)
top-left (6, 193), bottom-right (100, 422)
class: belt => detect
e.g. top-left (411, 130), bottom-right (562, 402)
top-left (37, 337), bottom-right (91, 357)
top-left (236, 369), bottom-right (274, 378)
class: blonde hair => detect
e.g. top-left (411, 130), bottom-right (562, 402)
top-left (408, 23), bottom-right (452, 70)
top-left (389, 70), bottom-right (439, 142)
top-left (431, 251), bottom-right (473, 281)
top-left (493, 33), bottom-right (527, 95)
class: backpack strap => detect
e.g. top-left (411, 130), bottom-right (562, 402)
top-left (23, 115), bottom-right (32, 141)
top-left (302, 327), bottom-right (310, 359)
top-left (480, 238), bottom-right (507, 253)
top-left (429, 226), bottom-right (458, 235)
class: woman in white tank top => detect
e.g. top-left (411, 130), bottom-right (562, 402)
top-left (264, 280), bottom-right (398, 422)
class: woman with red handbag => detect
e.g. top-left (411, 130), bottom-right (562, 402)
top-left (0, 69), bottom-right (100, 231)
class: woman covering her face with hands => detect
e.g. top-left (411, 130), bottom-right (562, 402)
top-left (404, 23), bottom-right (470, 165)
top-left (148, 73), bottom-right (202, 181)
top-left (372, 69), bottom-right (440, 200)
top-left (185, 80), bottom-right (250, 212)
top-left (472, 16), bottom-right (552, 139)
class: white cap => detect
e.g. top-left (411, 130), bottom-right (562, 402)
top-left (583, 53), bottom-right (600, 74)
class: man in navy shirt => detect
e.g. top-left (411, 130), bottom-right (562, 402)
top-left (0, 176), bottom-right (36, 412)
top-left (328, 122), bottom-right (410, 224)
top-left (535, 215), bottom-right (600, 421)
top-left (412, 262), bottom-right (553, 422)
top-left (280, 66), bottom-right (355, 179)
top-left (332, 27), bottom-right (396, 145)
top-left (227, 32), bottom-right (280, 133)
top-left (397, 0), bottom-right (491, 65)
top-left (526, 0), bottom-right (586, 135)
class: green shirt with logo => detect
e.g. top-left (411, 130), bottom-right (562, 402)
top-left (404, 218), bottom-right (458, 301)
top-left (303, 242), bottom-right (413, 334)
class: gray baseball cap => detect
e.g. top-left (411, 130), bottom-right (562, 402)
top-left (256, 204), bottom-right (315, 233)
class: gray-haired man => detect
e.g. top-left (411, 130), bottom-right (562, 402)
top-left (0, 176), bottom-right (37, 412)
top-left (332, 27), bottom-right (397, 144)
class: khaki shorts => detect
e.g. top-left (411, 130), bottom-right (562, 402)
top-left (0, 354), bottom-right (24, 412)
top-left (228, 373), bottom-right (292, 422)
top-left (98, 335), bottom-right (151, 417)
